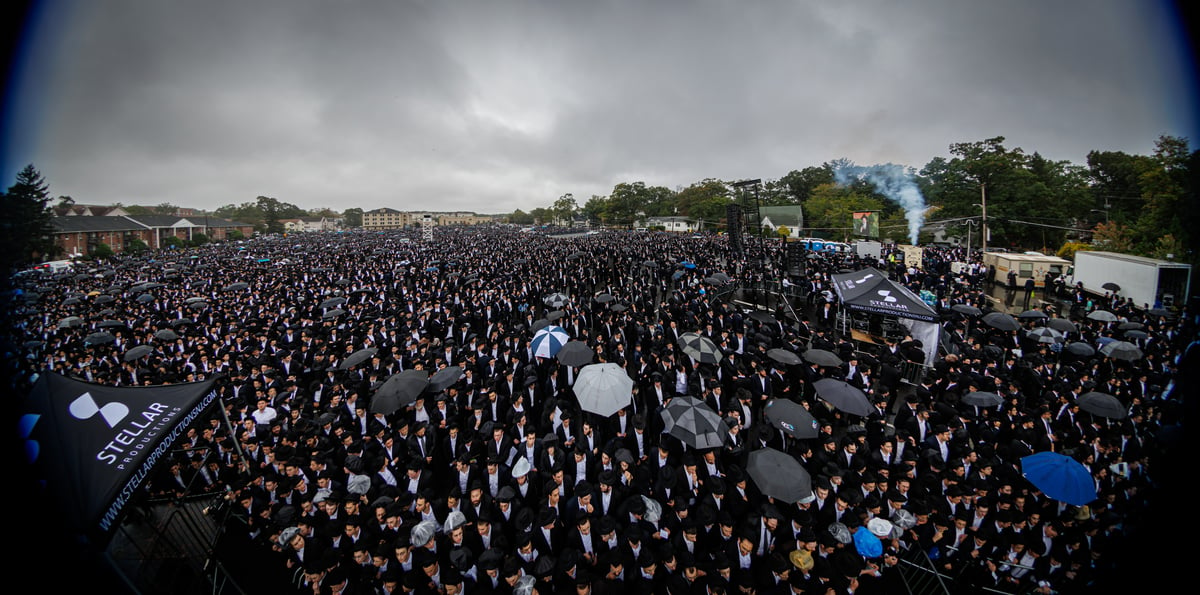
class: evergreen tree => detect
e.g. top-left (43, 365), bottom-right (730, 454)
top-left (0, 164), bottom-right (56, 272)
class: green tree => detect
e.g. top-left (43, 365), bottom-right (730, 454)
top-left (776, 165), bottom-right (835, 203)
top-left (580, 196), bottom-right (609, 225)
top-left (214, 202), bottom-right (265, 227)
top-left (803, 184), bottom-right (885, 241)
top-left (342, 208), bottom-right (363, 227)
top-left (126, 238), bottom-right (149, 253)
top-left (606, 182), bottom-right (652, 226)
top-left (529, 207), bottom-right (552, 225)
top-left (1091, 221), bottom-right (1135, 253)
top-left (0, 164), bottom-right (56, 270)
top-left (552, 193), bottom-right (578, 226)
top-left (257, 196), bottom-right (286, 234)
top-left (189, 233), bottom-right (210, 247)
top-left (508, 209), bottom-right (534, 225)
top-left (125, 204), bottom-right (154, 216)
top-left (162, 237), bottom-right (186, 250)
top-left (91, 243), bottom-right (114, 259)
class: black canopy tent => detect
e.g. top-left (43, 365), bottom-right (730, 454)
top-left (22, 372), bottom-right (229, 592)
top-left (830, 268), bottom-right (941, 365)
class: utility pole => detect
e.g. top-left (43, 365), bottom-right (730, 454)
top-left (980, 184), bottom-right (988, 254)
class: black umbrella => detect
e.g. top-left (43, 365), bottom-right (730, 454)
top-left (962, 391), bottom-right (1004, 407)
top-left (531, 318), bottom-right (551, 333)
top-left (63, 297), bottom-right (83, 306)
top-left (84, 331), bottom-right (116, 346)
top-left (711, 272), bottom-right (731, 283)
top-left (188, 301), bottom-right (208, 311)
top-left (1017, 310), bottom-right (1048, 320)
top-left (566, 251), bottom-right (587, 261)
top-left (1086, 310), bottom-right (1118, 322)
top-left (169, 318), bottom-right (194, 327)
top-left (763, 399), bottom-right (819, 439)
top-left (802, 349), bottom-right (843, 367)
top-left (749, 310), bottom-right (777, 324)
top-left (1123, 329), bottom-right (1148, 341)
top-left (94, 295), bottom-right (115, 305)
top-left (97, 319), bottom-right (127, 329)
top-left (747, 448), bottom-right (814, 504)
top-left (1101, 282), bottom-right (1121, 292)
top-left (1100, 341), bottom-right (1142, 361)
top-left (813, 379), bottom-right (874, 417)
top-left (371, 369), bottom-right (430, 415)
top-left (641, 260), bottom-right (658, 269)
top-left (1046, 318), bottom-right (1077, 334)
top-left (678, 332), bottom-right (723, 364)
top-left (660, 396), bottom-right (726, 449)
top-left (766, 348), bottom-right (802, 366)
top-left (123, 345), bottom-right (154, 362)
top-left (594, 293), bottom-right (615, 304)
top-left (223, 282), bottom-right (250, 292)
top-left (1147, 307), bottom-right (1171, 318)
top-left (1117, 322), bottom-right (1144, 331)
top-left (555, 341), bottom-right (594, 368)
top-left (610, 303), bottom-right (628, 313)
top-left (1026, 327), bottom-right (1065, 344)
top-left (546, 310), bottom-right (566, 321)
top-left (154, 329), bottom-right (179, 341)
top-left (1064, 342), bottom-right (1096, 357)
top-left (951, 304), bottom-right (982, 317)
top-left (982, 312), bottom-right (1020, 332)
top-left (135, 293), bottom-right (155, 303)
top-left (323, 308), bottom-right (346, 320)
top-left (339, 347), bottom-right (378, 370)
top-left (428, 366), bottom-right (465, 392)
top-left (1077, 392), bottom-right (1127, 419)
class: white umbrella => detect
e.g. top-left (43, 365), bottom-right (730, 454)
top-left (573, 363), bottom-right (633, 417)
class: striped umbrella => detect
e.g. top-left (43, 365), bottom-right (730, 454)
top-left (677, 332), bottom-right (723, 364)
top-left (661, 396), bottom-right (726, 449)
top-left (531, 325), bottom-right (570, 358)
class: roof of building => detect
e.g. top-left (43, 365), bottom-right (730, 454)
top-left (50, 216), bottom-right (149, 233)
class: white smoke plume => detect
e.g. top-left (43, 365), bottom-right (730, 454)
top-left (833, 162), bottom-right (927, 245)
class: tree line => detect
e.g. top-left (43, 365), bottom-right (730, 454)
top-left (512, 135), bottom-right (1197, 263)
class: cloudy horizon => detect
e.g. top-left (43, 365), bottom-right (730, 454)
top-left (3, 0), bottom-right (1196, 214)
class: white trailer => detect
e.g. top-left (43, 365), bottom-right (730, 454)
top-left (1069, 251), bottom-right (1191, 309)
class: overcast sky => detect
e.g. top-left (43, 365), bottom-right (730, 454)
top-left (3, 0), bottom-right (1196, 214)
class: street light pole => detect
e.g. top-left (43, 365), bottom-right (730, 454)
top-left (980, 184), bottom-right (988, 253)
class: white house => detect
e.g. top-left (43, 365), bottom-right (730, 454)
top-left (644, 216), bottom-right (697, 233)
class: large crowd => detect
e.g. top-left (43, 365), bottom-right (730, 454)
top-left (5, 226), bottom-right (1193, 595)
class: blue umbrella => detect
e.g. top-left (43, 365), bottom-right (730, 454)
top-left (853, 527), bottom-right (882, 558)
top-left (680, 261), bottom-right (696, 269)
top-left (531, 325), bottom-right (570, 358)
top-left (671, 270), bottom-right (684, 280)
top-left (1021, 452), bottom-right (1095, 506)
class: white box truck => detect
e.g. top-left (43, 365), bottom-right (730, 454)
top-left (1068, 251), bottom-right (1191, 309)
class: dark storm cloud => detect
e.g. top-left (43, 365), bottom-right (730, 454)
top-left (5, 0), bottom-right (1194, 212)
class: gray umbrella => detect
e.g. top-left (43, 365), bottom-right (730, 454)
top-left (185, 296), bottom-right (207, 304)
top-left (169, 318), bottom-right (194, 327)
top-left (322, 308), bottom-right (346, 319)
top-left (661, 396), bottom-right (726, 449)
top-left (813, 379), bottom-right (874, 417)
top-left (1117, 322), bottom-right (1144, 331)
top-left (594, 293), bottom-right (616, 304)
top-left (610, 303), bottom-right (628, 313)
top-left (123, 344), bottom-right (154, 362)
top-left (94, 295), bottom-right (115, 305)
top-left (428, 365), bottom-right (465, 392)
top-left (747, 448), bottom-right (814, 504)
top-left (1046, 318), bottom-right (1077, 333)
top-left (555, 341), bottom-right (594, 368)
top-left (573, 363), bottom-right (633, 417)
top-left (371, 369), bottom-right (430, 415)
top-left (802, 349), bottom-right (843, 367)
top-left (1147, 307), bottom-right (1172, 318)
top-left (641, 260), bottom-right (658, 269)
top-left (1077, 392), bottom-right (1127, 419)
top-left (767, 348), bottom-right (802, 366)
top-left (154, 329), bottom-right (179, 341)
top-left (546, 310), bottom-right (566, 321)
top-left (544, 293), bottom-right (570, 308)
top-left (951, 304), bottom-right (982, 317)
top-left (222, 282), bottom-right (250, 292)
top-left (711, 272), bottom-right (731, 283)
top-left (1100, 341), bottom-right (1142, 361)
top-left (339, 347), bottom-right (379, 370)
top-left (63, 297), bottom-right (83, 306)
top-left (136, 293), bottom-right (155, 303)
top-left (982, 312), bottom-right (1020, 331)
top-left (320, 297), bottom-right (348, 309)
top-left (1064, 342), bottom-right (1096, 357)
top-left (59, 316), bottom-right (83, 328)
top-left (678, 332), bottom-right (723, 364)
top-left (1086, 310), bottom-right (1118, 322)
top-left (97, 319), bottom-right (127, 328)
top-left (962, 391), bottom-right (1004, 407)
top-left (1123, 329), bottom-right (1148, 341)
top-left (531, 318), bottom-right (551, 333)
top-left (84, 331), bottom-right (116, 346)
top-left (764, 399), bottom-right (819, 439)
top-left (188, 301), bottom-right (208, 311)
top-left (1018, 310), bottom-right (1048, 320)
